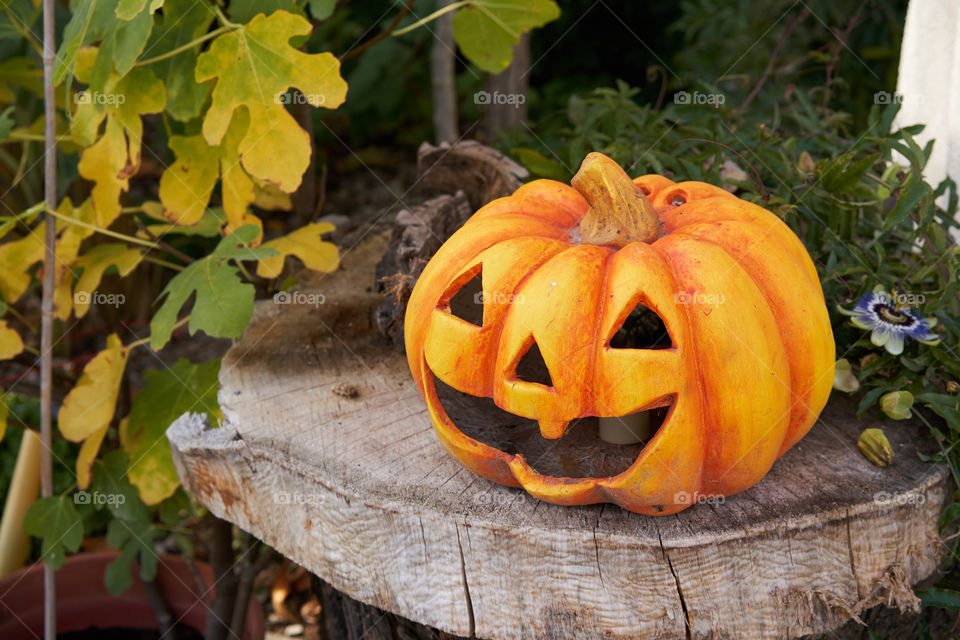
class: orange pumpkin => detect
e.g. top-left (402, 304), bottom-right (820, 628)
top-left (404, 152), bottom-right (835, 515)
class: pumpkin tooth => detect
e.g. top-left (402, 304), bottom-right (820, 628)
top-left (538, 418), bottom-right (568, 440)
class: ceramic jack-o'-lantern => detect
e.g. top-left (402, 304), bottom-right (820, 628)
top-left (404, 152), bottom-right (835, 515)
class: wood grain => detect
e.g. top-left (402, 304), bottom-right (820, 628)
top-left (168, 231), bottom-right (949, 640)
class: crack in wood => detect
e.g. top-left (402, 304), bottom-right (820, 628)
top-left (455, 524), bottom-right (476, 638)
top-left (659, 529), bottom-right (692, 640)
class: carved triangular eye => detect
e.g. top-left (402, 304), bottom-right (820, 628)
top-left (442, 267), bottom-right (483, 326)
top-left (512, 339), bottom-right (554, 388)
top-left (608, 302), bottom-right (672, 349)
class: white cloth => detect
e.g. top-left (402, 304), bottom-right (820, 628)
top-left (894, 0), bottom-right (960, 223)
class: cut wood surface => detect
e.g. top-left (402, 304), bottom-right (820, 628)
top-left (168, 230), bottom-right (949, 640)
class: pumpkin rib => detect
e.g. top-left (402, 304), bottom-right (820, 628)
top-left (585, 248), bottom-right (616, 417)
top-left (655, 234), bottom-right (792, 495)
top-left (667, 220), bottom-right (834, 452)
top-left (660, 198), bottom-right (821, 288)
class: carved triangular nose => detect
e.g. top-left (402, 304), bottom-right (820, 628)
top-left (538, 417), bottom-right (568, 439)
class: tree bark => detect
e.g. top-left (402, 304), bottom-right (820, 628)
top-left (205, 516), bottom-right (238, 640)
top-left (431, 0), bottom-right (459, 143)
top-left (483, 33), bottom-right (530, 140)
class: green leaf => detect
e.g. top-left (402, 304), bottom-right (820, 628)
top-left (919, 588), bottom-right (960, 610)
top-left (230, 0), bottom-right (300, 25)
top-left (0, 106), bottom-right (14, 143)
top-left (307, 0), bottom-right (337, 20)
top-left (104, 540), bottom-right (138, 595)
top-left (158, 488), bottom-right (191, 525)
top-left (125, 358), bottom-right (221, 504)
top-left (452, 0), bottom-right (560, 74)
top-left (22, 496), bottom-right (84, 571)
top-left (104, 518), bottom-right (160, 595)
top-left (112, 3), bottom-right (156, 76)
top-left (940, 502), bottom-right (960, 530)
top-left (512, 148), bottom-right (565, 180)
top-left (117, 0), bottom-right (163, 21)
top-left (55, 0), bottom-right (155, 87)
top-left (91, 450), bottom-right (151, 522)
top-left (886, 179), bottom-right (929, 228)
top-left (53, 0), bottom-right (97, 86)
top-left (150, 225), bottom-right (277, 350)
top-left (819, 152), bottom-right (879, 195)
top-left (143, 0), bottom-right (214, 121)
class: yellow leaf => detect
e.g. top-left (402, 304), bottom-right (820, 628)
top-left (0, 392), bottom-right (8, 442)
top-left (118, 416), bottom-right (135, 452)
top-left (0, 321), bottom-right (24, 360)
top-left (158, 133), bottom-right (220, 225)
top-left (195, 10), bottom-right (347, 192)
top-left (252, 181), bottom-right (293, 211)
top-left (256, 222), bottom-right (339, 278)
top-left (58, 334), bottom-right (129, 443)
top-left (159, 111), bottom-right (257, 239)
top-left (0, 198), bottom-right (92, 307)
top-left (74, 65), bottom-right (165, 227)
top-left (75, 423), bottom-right (108, 489)
top-left (0, 229), bottom-right (44, 303)
top-left (52, 199), bottom-right (97, 321)
top-left (73, 244), bottom-right (143, 318)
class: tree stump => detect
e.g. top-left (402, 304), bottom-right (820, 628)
top-left (167, 228), bottom-right (949, 640)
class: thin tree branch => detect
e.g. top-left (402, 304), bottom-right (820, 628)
top-left (343, 0), bottom-right (417, 60)
top-left (737, 8), bottom-right (810, 114)
top-left (40, 0), bottom-right (57, 637)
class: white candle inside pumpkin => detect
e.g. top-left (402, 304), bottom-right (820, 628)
top-left (599, 411), bottom-right (652, 445)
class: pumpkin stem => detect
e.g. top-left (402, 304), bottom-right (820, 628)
top-left (572, 152), bottom-right (660, 246)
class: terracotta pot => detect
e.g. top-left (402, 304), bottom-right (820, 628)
top-left (0, 551), bottom-right (264, 639)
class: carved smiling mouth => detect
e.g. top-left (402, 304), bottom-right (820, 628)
top-left (431, 375), bottom-right (674, 478)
